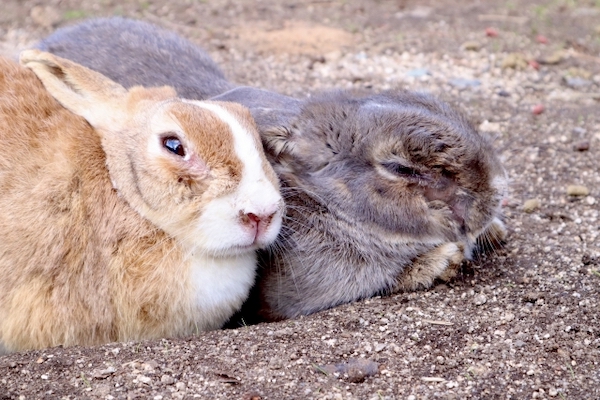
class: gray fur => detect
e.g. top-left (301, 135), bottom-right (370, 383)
top-left (36, 17), bottom-right (234, 99)
top-left (37, 18), bottom-right (507, 323)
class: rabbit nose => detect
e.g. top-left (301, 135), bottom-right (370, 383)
top-left (240, 211), bottom-right (276, 237)
top-left (240, 212), bottom-right (259, 228)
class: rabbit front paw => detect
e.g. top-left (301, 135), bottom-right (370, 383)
top-left (394, 242), bottom-right (465, 292)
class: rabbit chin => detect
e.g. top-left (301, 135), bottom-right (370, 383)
top-left (181, 221), bottom-right (282, 258)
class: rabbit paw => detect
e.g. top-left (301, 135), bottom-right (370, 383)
top-left (395, 242), bottom-right (465, 292)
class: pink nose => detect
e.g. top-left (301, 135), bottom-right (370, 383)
top-left (240, 211), bottom-right (276, 238)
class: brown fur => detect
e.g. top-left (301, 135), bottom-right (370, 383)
top-left (169, 104), bottom-right (242, 189)
top-left (0, 57), bottom-right (184, 349)
top-left (0, 51), bottom-right (281, 352)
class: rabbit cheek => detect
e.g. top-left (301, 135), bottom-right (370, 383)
top-left (171, 155), bottom-right (211, 203)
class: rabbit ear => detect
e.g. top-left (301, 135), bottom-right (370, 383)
top-left (213, 87), bottom-right (302, 159)
top-left (19, 49), bottom-right (128, 128)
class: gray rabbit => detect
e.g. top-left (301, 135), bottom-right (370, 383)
top-left (37, 18), bottom-right (508, 323)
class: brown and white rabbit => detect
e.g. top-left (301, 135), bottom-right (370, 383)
top-left (0, 50), bottom-right (283, 353)
top-left (37, 18), bottom-right (507, 323)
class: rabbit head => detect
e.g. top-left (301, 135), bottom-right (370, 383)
top-left (21, 50), bottom-right (283, 256)
top-left (221, 89), bottom-right (506, 255)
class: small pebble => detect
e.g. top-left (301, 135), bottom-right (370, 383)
top-left (503, 312), bottom-right (515, 322)
top-left (461, 41), bottom-right (481, 51)
top-left (522, 198), bottom-right (540, 213)
top-left (91, 367), bottom-right (117, 379)
top-left (573, 140), bottom-right (590, 151)
top-left (485, 27), bottom-right (498, 37)
top-left (319, 358), bottom-right (380, 383)
top-left (523, 291), bottom-right (541, 303)
top-left (449, 78), bottom-right (481, 88)
top-left (528, 59), bottom-right (540, 70)
top-left (567, 67), bottom-right (592, 79)
top-left (567, 185), bottom-right (590, 197)
top-left (532, 104), bottom-right (544, 115)
top-left (406, 68), bottom-right (430, 78)
top-left (473, 293), bottom-right (487, 306)
top-left (539, 50), bottom-right (565, 65)
top-left (564, 77), bottom-right (592, 89)
top-left (502, 53), bottom-right (528, 69)
top-left (374, 342), bottom-right (386, 352)
top-left (536, 35), bottom-right (549, 44)
top-left (479, 120), bottom-right (501, 132)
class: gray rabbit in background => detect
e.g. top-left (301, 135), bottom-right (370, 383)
top-left (37, 17), bottom-right (508, 323)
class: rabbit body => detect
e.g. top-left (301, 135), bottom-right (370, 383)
top-left (0, 51), bottom-right (282, 352)
top-left (38, 18), bottom-right (507, 322)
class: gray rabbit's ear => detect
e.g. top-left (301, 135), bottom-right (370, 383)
top-left (212, 87), bottom-right (302, 160)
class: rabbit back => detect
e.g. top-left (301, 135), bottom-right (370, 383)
top-left (36, 17), bottom-right (234, 99)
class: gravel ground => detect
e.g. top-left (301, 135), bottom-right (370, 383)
top-left (1, 0), bottom-right (599, 399)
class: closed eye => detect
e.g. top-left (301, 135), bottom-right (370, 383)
top-left (382, 162), bottom-right (421, 178)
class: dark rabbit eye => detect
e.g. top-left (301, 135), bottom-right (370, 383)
top-left (382, 162), bottom-right (420, 178)
top-left (162, 136), bottom-right (186, 157)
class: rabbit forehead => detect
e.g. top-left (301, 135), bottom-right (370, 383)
top-left (181, 100), bottom-right (278, 185)
top-left (150, 101), bottom-right (242, 175)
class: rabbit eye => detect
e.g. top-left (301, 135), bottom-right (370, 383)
top-left (382, 162), bottom-right (420, 178)
top-left (162, 136), bottom-right (186, 157)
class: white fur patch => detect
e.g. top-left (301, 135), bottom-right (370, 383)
top-left (182, 100), bottom-right (283, 252)
top-left (188, 252), bottom-right (257, 330)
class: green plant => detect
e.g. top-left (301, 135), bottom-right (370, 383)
top-left (80, 372), bottom-right (91, 389)
top-left (63, 10), bottom-right (87, 20)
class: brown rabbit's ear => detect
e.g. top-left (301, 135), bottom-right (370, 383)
top-left (20, 49), bottom-right (128, 129)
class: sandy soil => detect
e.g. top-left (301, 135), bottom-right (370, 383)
top-left (0, 0), bottom-right (599, 399)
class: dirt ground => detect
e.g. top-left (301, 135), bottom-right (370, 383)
top-left (1, 0), bottom-right (599, 399)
